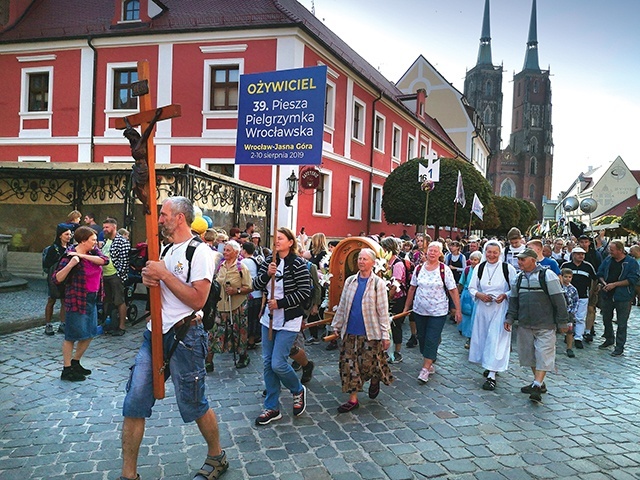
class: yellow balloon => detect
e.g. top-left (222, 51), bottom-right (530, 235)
top-left (191, 216), bottom-right (208, 235)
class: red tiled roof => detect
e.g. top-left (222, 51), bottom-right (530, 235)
top-left (0, 0), bottom-right (461, 156)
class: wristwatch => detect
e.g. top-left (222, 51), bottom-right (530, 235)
top-left (237, 288), bottom-right (241, 294)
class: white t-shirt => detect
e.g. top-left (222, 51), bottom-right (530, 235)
top-left (147, 239), bottom-right (215, 333)
top-left (241, 256), bottom-right (262, 299)
top-left (410, 263), bottom-right (457, 317)
top-left (259, 260), bottom-right (302, 332)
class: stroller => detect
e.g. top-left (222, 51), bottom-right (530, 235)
top-left (124, 242), bottom-right (148, 325)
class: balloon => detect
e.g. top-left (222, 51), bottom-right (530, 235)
top-left (202, 215), bottom-right (213, 228)
top-left (191, 216), bottom-right (208, 235)
top-left (193, 205), bottom-right (203, 217)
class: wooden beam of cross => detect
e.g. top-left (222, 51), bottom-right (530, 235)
top-left (115, 60), bottom-right (181, 400)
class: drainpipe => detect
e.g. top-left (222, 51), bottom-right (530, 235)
top-left (87, 36), bottom-right (97, 163)
top-left (366, 91), bottom-right (383, 236)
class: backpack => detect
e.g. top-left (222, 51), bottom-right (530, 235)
top-left (47, 254), bottom-right (68, 299)
top-left (414, 262), bottom-right (449, 293)
top-left (477, 261), bottom-right (511, 286)
top-left (392, 257), bottom-right (411, 295)
top-left (515, 267), bottom-right (549, 296)
top-left (161, 236), bottom-right (222, 331)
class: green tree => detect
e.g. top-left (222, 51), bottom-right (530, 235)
top-left (621, 204), bottom-right (640, 234)
top-left (382, 158), bottom-right (493, 232)
top-left (487, 196), bottom-right (521, 236)
top-left (516, 198), bottom-right (539, 234)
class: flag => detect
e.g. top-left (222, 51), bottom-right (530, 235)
top-left (454, 170), bottom-right (466, 207)
top-left (471, 193), bottom-right (484, 220)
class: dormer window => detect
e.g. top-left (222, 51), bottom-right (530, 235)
top-left (123, 0), bottom-right (140, 21)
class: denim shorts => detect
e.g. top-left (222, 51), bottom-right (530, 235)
top-left (65, 292), bottom-right (98, 342)
top-left (123, 325), bottom-right (210, 423)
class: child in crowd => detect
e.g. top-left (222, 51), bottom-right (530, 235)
top-left (560, 268), bottom-right (579, 358)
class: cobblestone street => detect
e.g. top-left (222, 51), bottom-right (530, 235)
top-left (1, 281), bottom-right (640, 479)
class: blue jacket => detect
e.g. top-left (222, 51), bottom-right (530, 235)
top-left (597, 254), bottom-right (639, 302)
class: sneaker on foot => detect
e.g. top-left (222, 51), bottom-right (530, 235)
top-left (44, 324), bottom-right (55, 336)
top-left (255, 409), bottom-right (282, 425)
top-left (57, 323), bottom-right (65, 334)
top-left (61, 367), bottom-right (85, 382)
top-left (611, 349), bottom-right (624, 357)
top-left (529, 385), bottom-right (543, 404)
top-left (392, 352), bottom-right (403, 363)
top-left (417, 368), bottom-right (430, 384)
top-left (482, 378), bottom-right (496, 391)
top-left (521, 382), bottom-right (547, 394)
top-left (574, 339), bottom-right (583, 349)
top-left (305, 337), bottom-right (319, 346)
top-left (301, 361), bottom-right (314, 384)
top-left (293, 386), bottom-right (306, 416)
top-left (406, 335), bottom-right (418, 348)
top-left (566, 348), bottom-right (575, 358)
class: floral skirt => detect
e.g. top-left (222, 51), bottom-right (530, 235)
top-left (339, 334), bottom-right (394, 394)
top-left (209, 299), bottom-right (248, 356)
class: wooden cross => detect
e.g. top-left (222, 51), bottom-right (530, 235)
top-left (115, 60), bottom-right (181, 399)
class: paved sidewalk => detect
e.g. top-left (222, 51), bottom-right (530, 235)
top-left (1, 295), bottom-right (640, 479)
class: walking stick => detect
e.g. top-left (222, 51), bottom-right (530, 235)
top-left (225, 282), bottom-right (237, 367)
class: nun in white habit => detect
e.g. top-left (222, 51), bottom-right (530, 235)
top-left (468, 240), bottom-right (517, 391)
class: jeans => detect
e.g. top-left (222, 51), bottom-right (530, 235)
top-left (414, 313), bottom-right (448, 362)
top-left (261, 325), bottom-right (302, 411)
top-left (600, 297), bottom-right (632, 350)
top-left (123, 326), bottom-right (209, 423)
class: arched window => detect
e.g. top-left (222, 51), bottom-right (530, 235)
top-left (483, 106), bottom-right (492, 125)
top-left (485, 80), bottom-right (493, 96)
top-left (530, 157), bottom-right (537, 175)
top-left (528, 137), bottom-right (538, 154)
top-left (500, 178), bottom-right (516, 198)
top-left (533, 80), bottom-right (539, 93)
top-left (529, 184), bottom-right (535, 198)
top-left (124, 0), bottom-right (140, 21)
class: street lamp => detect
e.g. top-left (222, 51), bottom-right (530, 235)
top-left (284, 170), bottom-right (298, 207)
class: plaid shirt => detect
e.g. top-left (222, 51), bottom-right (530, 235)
top-left (54, 245), bottom-right (109, 314)
top-left (331, 273), bottom-right (390, 341)
top-left (108, 233), bottom-right (131, 282)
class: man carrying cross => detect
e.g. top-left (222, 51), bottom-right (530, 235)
top-left (120, 196), bottom-right (228, 480)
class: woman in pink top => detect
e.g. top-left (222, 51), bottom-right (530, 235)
top-left (54, 226), bottom-right (109, 382)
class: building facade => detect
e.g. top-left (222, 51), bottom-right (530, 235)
top-left (0, 0), bottom-right (462, 240)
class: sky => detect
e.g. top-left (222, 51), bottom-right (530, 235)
top-left (297, 0), bottom-right (640, 198)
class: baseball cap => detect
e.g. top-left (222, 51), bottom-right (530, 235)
top-left (516, 248), bottom-right (538, 260)
top-left (572, 247), bottom-right (586, 254)
top-left (251, 232), bottom-right (261, 239)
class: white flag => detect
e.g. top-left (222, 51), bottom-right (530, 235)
top-left (471, 193), bottom-right (484, 220)
top-left (454, 170), bottom-right (466, 207)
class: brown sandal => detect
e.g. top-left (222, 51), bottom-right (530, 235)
top-left (193, 451), bottom-right (228, 480)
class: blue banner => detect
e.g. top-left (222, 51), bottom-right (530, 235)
top-left (235, 65), bottom-right (327, 165)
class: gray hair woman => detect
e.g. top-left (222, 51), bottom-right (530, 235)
top-left (331, 248), bottom-right (394, 413)
top-left (206, 239), bottom-right (252, 371)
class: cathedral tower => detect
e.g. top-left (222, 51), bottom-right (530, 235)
top-left (464, 0), bottom-right (503, 155)
top-left (508, 0), bottom-right (553, 213)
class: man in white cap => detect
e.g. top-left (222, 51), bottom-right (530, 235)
top-left (560, 247), bottom-right (598, 346)
top-left (251, 232), bottom-right (266, 262)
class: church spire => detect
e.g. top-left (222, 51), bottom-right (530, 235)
top-left (523, 0), bottom-right (540, 71)
top-left (476, 0), bottom-right (492, 65)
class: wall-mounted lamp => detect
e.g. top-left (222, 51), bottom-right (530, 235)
top-left (284, 170), bottom-right (298, 207)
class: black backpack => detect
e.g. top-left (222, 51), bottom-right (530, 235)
top-left (477, 261), bottom-right (511, 286)
top-left (161, 236), bottom-right (221, 330)
top-left (515, 267), bottom-right (549, 296)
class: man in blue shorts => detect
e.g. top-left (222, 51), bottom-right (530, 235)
top-left (119, 196), bottom-right (227, 480)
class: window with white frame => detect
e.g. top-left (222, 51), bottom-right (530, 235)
top-left (407, 135), bottom-right (416, 160)
top-left (123, 0), bottom-right (140, 21)
top-left (374, 113), bottom-right (385, 152)
top-left (420, 144), bottom-right (427, 158)
top-left (210, 65), bottom-right (239, 110)
top-left (203, 59), bottom-right (243, 117)
top-left (352, 98), bottom-right (365, 142)
top-left (113, 68), bottom-right (138, 110)
top-left (392, 125), bottom-right (402, 160)
top-left (370, 184), bottom-right (383, 222)
top-left (314, 171), bottom-right (331, 216)
top-left (324, 81), bottom-right (335, 129)
top-left (21, 67), bottom-right (53, 113)
top-left (348, 177), bottom-right (363, 220)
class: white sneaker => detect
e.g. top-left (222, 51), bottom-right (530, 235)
top-left (417, 368), bottom-right (430, 384)
top-left (428, 365), bottom-right (435, 374)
